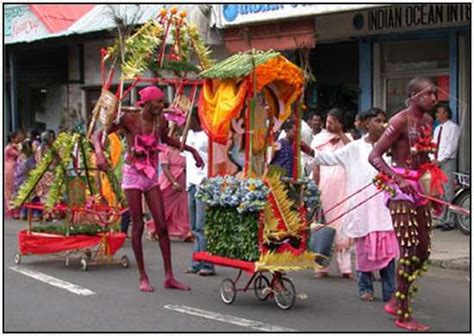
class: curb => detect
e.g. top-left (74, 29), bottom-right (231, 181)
top-left (430, 257), bottom-right (470, 272)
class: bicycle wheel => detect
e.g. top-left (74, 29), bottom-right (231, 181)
top-left (254, 274), bottom-right (271, 301)
top-left (455, 191), bottom-right (470, 235)
top-left (273, 277), bottom-right (296, 310)
top-left (220, 278), bottom-right (236, 304)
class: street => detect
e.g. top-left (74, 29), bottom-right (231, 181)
top-left (4, 219), bottom-right (470, 332)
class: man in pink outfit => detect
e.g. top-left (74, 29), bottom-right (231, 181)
top-left (93, 86), bottom-right (203, 292)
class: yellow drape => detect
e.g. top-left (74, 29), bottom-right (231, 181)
top-left (199, 79), bottom-right (249, 144)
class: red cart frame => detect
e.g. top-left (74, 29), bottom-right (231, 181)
top-left (15, 203), bottom-right (129, 271)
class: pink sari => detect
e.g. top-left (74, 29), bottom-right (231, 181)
top-left (312, 132), bottom-right (353, 274)
top-left (4, 144), bottom-right (20, 216)
top-left (146, 147), bottom-right (190, 239)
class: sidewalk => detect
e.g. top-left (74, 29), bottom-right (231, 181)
top-left (430, 226), bottom-right (470, 272)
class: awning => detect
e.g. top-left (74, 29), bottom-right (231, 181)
top-left (222, 18), bottom-right (315, 53)
top-left (30, 5), bottom-right (95, 33)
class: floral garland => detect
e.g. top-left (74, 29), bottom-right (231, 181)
top-left (410, 125), bottom-right (437, 155)
top-left (373, 172), bottom-right (397, 197)
top-left (254, 56), bottom-right (304, 95)
top-left (196, 176), bottom-right (269, 213)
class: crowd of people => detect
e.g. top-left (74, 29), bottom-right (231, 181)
top-left (4, 77), bottom-right (462, 331)
top-left (4, 129), bottom-right (56, 219)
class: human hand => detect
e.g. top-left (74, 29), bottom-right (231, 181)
top-left (432, 159), bottom-right (440, 166)
top-left (193, 150), bottom-right (205, 168)
top-left (172, 181), bottom-right (183, 192)
top-left (394, 175), bottom-right (417, 196)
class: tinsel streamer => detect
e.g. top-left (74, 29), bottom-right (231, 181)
top-left (256, 251), bottom-right (315, 272)
top-left (45, 133), bottom-right (80, 210)
top-left (80, 136), bottom-right (94, 195)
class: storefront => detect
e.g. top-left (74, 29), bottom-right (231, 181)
top-left (316, 4), bottom-right (470, 171)
top-left (212, 4), bottom-right (470, 172)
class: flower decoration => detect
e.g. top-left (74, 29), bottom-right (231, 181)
top-left (196, 176), bottom-right (269, 213)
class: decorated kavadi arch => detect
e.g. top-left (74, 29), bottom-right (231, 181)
top-left (194, 49), bottom-right (320, 308)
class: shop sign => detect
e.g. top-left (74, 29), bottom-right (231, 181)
top-left (212, 4), bottom-right (382, 28)
top-left (366, 4), bottom-right (470, 31)
top-left (5, 5), bottom-right (50, 44)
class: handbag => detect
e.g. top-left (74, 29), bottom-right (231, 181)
top-left (309, 225), bottom-right (336, 268)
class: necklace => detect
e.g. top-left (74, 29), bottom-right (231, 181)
top-left (140, 109), bottom-right (158, 137)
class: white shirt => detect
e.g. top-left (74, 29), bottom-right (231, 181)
top-left (312, 136), bottom-right (393, 238)
top-left (433, 119), bottom-right (461, 162)
top-left (185, 130), bottom-right (208, 189)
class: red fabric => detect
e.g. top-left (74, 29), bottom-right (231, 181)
top-left (18, 230), bottom-right (126, 256)
top-left (29, 5), bottom-right (95, 33)
top-left (193, 252), bottom-right (255, 273)
top-left (420, 163), bottom-right (448, 196)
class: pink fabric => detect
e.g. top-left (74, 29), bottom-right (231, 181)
top-left (146, 148), bottom-right (190, 239)
top-left (354, 231), bottom-right (399, 272)
top-left (136, 86), bottom-right (165, 107)
top-left (313, 134), bottom-right (352, 252)
top-left (4, 144), bottom-right (20, 215)
top-left (384, 167), bottom-right (428, 206)
top-left (164, 106), bottom-right (186, 126)
top-left (129, 134), bottom-right (166, 180)
top-left (122, 164), bottom-right (160, 192)
top-left (158, 147), bottom-right (186, 190)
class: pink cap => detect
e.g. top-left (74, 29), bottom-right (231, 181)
top-left (136, 86), bottom-right (165, 107)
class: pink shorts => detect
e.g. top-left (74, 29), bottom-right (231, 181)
top-left (122, 164), bottom-right (160, 192)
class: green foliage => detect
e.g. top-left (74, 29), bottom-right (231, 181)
top-left (200, 49), bottom-right (280, 79)
top-left (205, 207), bottom-right (259, 261)
top-left (45, 133), bottom-right (80, 210)
top-left (31, 224), bottom-right (106, 236)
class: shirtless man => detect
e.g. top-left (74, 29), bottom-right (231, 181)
top-left (368, 77), bottom-right (445, 331)
top-left (93, 86), bottom-right (204, 292)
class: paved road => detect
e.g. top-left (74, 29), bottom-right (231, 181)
top-left (4, 219), bottom-right (470, 332)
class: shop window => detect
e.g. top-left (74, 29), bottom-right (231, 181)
top-left (385, 75), bottom-right (449, 117)
top-left (381, 39), bottom-right (449, 74)
top-left (381, 39), bottom-right (450, 116)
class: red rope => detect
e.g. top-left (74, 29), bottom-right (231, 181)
top-left (419, 193), bottom-right (470, 216)
top-left (317, 181), bottom-right (374, 221)
top-left (119, 79), bottom-right (140, 101)
top-left (320, 189), bottom-right (384, 227)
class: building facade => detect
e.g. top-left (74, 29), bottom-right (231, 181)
top-left (5, 4), bottom-right (227, 138)
top-left (211, 4), bottom-right (471, 172)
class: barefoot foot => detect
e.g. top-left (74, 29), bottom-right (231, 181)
top-left (395, 319), bottom-right (430, 332)
top-left (384, 298), bottom-right (397, 316)
top-left (164, 277), bottom-right (191, 291)
top-left (139, 278), bottom-right (155, 292)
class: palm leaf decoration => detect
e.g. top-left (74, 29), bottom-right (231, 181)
top-left (200, 49), bottom-right (280, 79)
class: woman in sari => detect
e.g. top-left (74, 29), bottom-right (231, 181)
top-left (311, 108), bottom-right (353, 279)
top-left (146, 142), bottom-right (191, 241)
top-left (5, 130), bottom-right (25, 218)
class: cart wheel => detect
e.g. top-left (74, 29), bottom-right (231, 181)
top-left (273, 277), bottom-right (296, 310)
top-left (84, 249), bottom-right (92, 260)
top-left (14, 254), bottom-right (21, 265)
top-left (80, 258), bottom-right (88, 271)
top-left (120, 255), bottom-right (129, 268)
top-left (220, 278), bottom-right (236, 304)
top-left (254, 274), bottom-right (271, 301)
